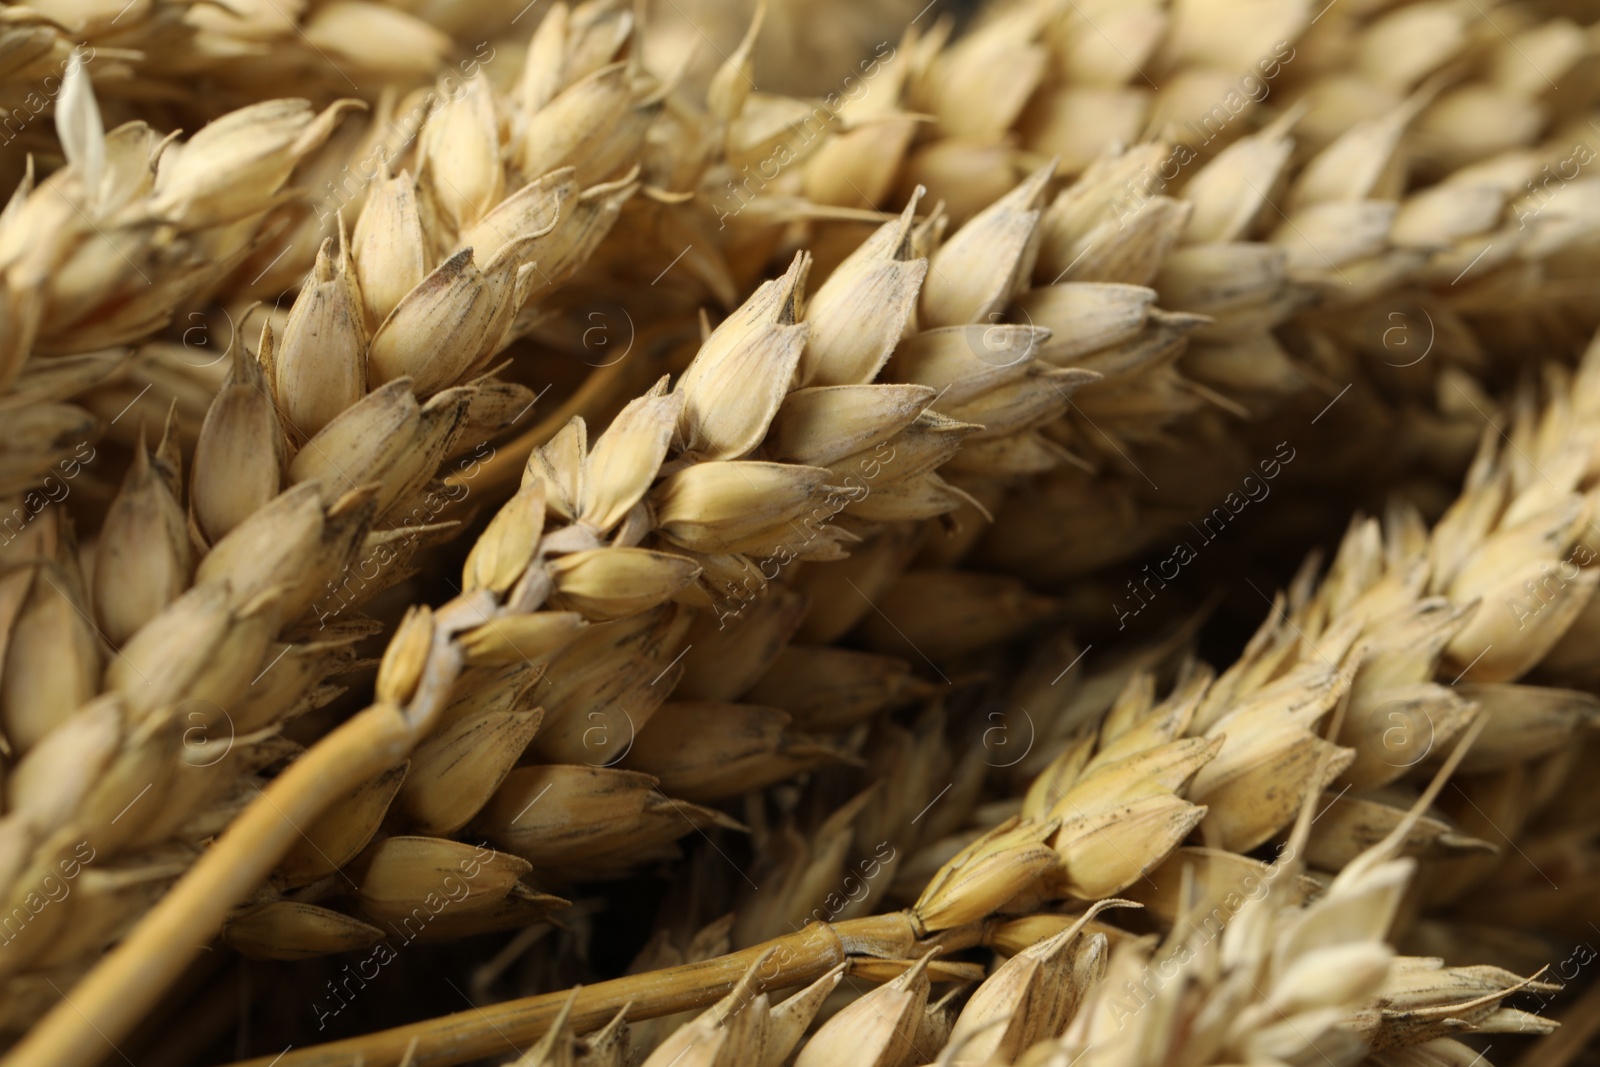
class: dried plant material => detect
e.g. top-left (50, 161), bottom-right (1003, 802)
top-left (418, 76), bottom-right (504, 235)
top-left (651, 461), bottom-right (834, 554)
top-left (368, 238), bottom-right (539, 396)
top-left (578, 379), bottom-right (682, 532)
top-left (0, 557), bottom-right (100, 755)
top-left (743, 645), bottom-right (922, 731)
top-left (15, 7), bottom-right (1600, 1066)
top-left (399, 707), bottom-right (544, 835)
top-left (623, 700), bottom-right (842, 801)
top-left (151, 99), bottom-right (360, 227)
top-left (223, 901), bottom-right (385, 961)
top-left (276, 233), bottom-right (368, 436)
top-left (913, 816), bottom-right (1059, 933)
top-left (675, 253), bottom-right (810, 459)
top-left (191, 334), bottom-right (286, 545)
top-left (945, 918), bottom-right (1111, 1064)
top-left (458, 611), bottom-right (588, 668)
top-left (277, 765), bottom-right (407, 888)
top-left (802, 195), bottom-right (928, 386)
top-left (458, 169), bottom-right (575, 265)
top-left (93, 436), bottom-right (190, 646)
top-left (464, 483), bottom-right (547, 596)
top-left (770, 383), bottom-right (933, 467)
top-left (547, 548), bottom-right (702, 621)
top-left (795, 950), bottom-right (938, 1067)
top-left (922, 162), bottom-right (1054, 327)
top-left (353, 168), bottom-right (430, 327)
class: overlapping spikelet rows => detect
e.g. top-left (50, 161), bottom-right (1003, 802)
top-left (2, 1), bottom-right (1600, 1065)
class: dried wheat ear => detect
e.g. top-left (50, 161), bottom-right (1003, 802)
top-left (3, 1), bottom-right (1600, 1066)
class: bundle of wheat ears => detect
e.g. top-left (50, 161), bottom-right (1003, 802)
top-left (2, 0), bottom-right (1600, 1065)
